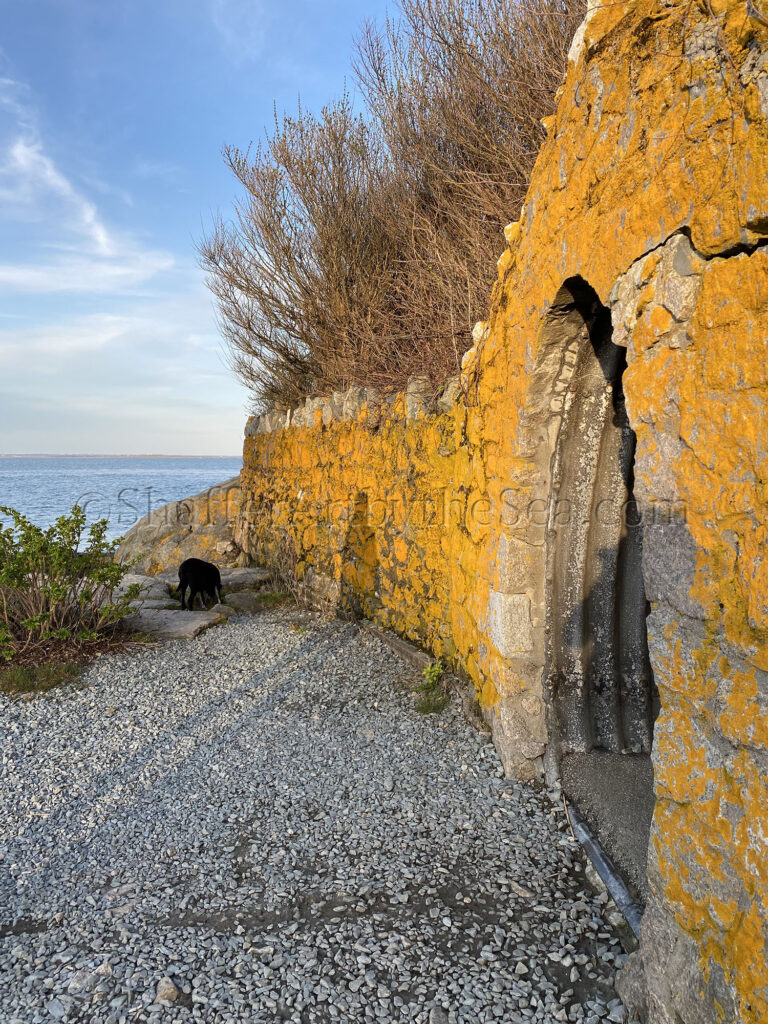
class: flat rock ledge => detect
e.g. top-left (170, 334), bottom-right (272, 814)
top-left (118, 567), bottom-right (273, 639)
top-left (123, 607), bottom-right (228, 640)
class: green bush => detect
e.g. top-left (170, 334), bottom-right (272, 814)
top-left (416, 660), bottom-right (450, 714)
top-left (0, 505), bottom-right (139, 663)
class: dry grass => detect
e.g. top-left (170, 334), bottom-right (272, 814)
top-left (0, 629), bottom-right (155, 697)
top-left (0, 661), bottom-right (82, 697)
top-left (263, 533), bottom-right (305, 608)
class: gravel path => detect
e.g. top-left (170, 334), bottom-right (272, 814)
top-left (1, 613), bottom-right (631, 1024)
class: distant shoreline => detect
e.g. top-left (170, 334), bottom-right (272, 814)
top-left (0, 454), bottom-right (242, 459)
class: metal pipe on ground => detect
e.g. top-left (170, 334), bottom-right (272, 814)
top-left (566, 800), bottom-right (644, 939)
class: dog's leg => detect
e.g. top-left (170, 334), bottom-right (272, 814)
top-left (180, 583), bottom-right (187, 610)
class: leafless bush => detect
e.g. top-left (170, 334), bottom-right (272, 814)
top-left (264, 532), bottom-right (303, 607)
top-left (202, 0), bottom-right (585, 406)
top-left (199, 96), bottom-right (401, 407)
top-left (264, 537), bottom-right (341, 619)
top-left (356, 0), bottom-right (584, 372)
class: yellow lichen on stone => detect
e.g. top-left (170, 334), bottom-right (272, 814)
top-left (233, 2), bottom-right (768, 1018)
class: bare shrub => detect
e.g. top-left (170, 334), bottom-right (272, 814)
top-left (202, 0), bottom-right (585, 406)
top-left (355, 0), bottom-right (585, 374)
top-left (199, 96), bottom-right (400, 408)
top-left (264, 532), bottom-right (303, 606)
top-left (263, 536), bottom-right (341, 619)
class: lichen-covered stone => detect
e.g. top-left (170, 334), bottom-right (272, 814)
top-left (235, 3), bottom-right (768, 1020)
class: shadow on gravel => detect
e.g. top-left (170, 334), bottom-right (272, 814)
top-left (1, 618), bottom-right (630, 1024)
top-left (0, 621), bottom-right (360, 934)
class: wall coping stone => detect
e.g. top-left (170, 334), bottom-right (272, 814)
top-left (244, 375), bottom-right (463, 436)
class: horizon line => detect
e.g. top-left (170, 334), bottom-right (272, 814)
top-left (0, 453), bottom-right (243, 459)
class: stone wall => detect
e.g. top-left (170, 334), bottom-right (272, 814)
top-left (235, 377), bottom-right (521, 748)
top-left (235, 1), bottom-right (768, 1021)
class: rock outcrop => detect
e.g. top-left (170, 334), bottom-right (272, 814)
top-left (119, 567), bottom-right (273, 638)
top-left (116, 476), bottom-right (246, 575)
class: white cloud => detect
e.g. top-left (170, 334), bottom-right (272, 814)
top-left (0, 77), bottom-right (174, 293)
top-left (9, 139), bottom-right (114, 254)
top-left (0, 73), bottom-right (249, 454)
top-left (132, 158), bottom-right (181, 181)
top-left (0, 313), bottom-right (141, 364)
top-left (0, 292), bottom-right (251, 454)
top-left (0, 76), bottom-right (35, 133)
top-left (0, 290), bottom-right (218, 368)
top-left (0, 251), bottom-right (174, 293)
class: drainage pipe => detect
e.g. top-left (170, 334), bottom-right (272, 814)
top-left (566, 801), bottom-right (644, 938)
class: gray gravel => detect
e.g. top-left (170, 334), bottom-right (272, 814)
top-left (0, 613), bottom-right (632, 1024)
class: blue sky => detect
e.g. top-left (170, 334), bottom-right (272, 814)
top-left (0, 0), bottom-right (388, 454)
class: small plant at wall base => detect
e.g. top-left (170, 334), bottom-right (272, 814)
top-left (264, 532), bottom-right (303, 608)
top-left (0, 505), bottom-right (140, 667)
top-left (416, 660), bottom-right (450, 714)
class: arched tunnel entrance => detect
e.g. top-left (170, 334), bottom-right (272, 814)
top-left (544, 277), bottom-right (659, 902)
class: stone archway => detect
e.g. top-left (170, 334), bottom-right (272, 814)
top-left (541, 277), bottom-right (659, 900)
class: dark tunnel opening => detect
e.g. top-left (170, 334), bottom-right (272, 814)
top-left (544, 277), bottom-right (659, 903)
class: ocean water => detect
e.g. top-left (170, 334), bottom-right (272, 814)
top-left (0, 456), bottom-right (242, 543)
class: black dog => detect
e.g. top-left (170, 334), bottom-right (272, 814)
top-left (178, 557), bottom-right (222, 610)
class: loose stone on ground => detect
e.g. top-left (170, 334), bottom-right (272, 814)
top-left (0, 614), bottom-right (634, 1023)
